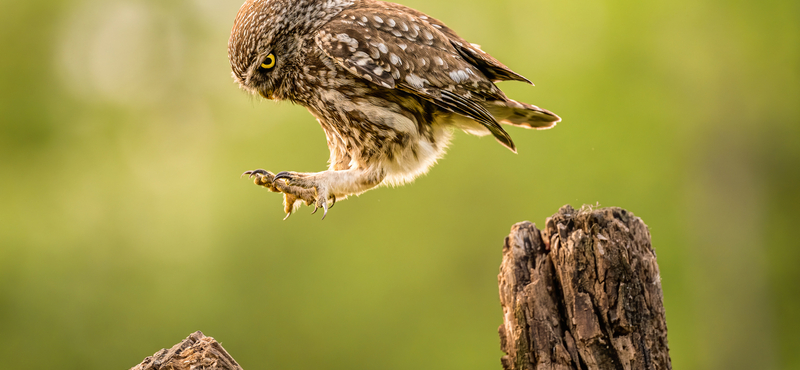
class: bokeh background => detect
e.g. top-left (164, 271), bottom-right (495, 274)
top-left (1, 0), bottom-right (798, 369)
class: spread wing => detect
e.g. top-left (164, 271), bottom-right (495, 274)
top-left (315, 0), bottom-right (520, 151)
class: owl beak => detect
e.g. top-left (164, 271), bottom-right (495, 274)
top-left (259, 89), bottom-right (274, 100)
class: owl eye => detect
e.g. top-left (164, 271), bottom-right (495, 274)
top-left (261, 53), bottom-right (276, 70)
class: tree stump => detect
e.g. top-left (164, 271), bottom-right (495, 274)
top-left (498, 205), bottom-right (671, 370)
top-left (130, 331), bottom-right (242, 370)
top-left (130, 206), bottom-right (670, 370)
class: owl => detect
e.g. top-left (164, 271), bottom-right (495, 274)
top-left (229, 0), bottom-right (559, 219)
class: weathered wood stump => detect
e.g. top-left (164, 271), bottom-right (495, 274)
top-left (498, 205), bottom-right (671, 370)
top-left (130, 331), bottom-right (242, 370)
top-left (130, 206), bottom-right (670, 370)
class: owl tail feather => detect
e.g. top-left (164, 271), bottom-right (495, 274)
top-left (485, 99), bottom-right (561, 130)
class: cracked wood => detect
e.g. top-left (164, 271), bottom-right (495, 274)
top-left (498, 205), bottom-right (671, 370)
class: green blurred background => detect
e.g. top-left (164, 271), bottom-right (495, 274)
top-left (1, 0), bottom-right (798, 369)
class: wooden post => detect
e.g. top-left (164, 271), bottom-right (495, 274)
top-left (131, 206), bottom-right (670, 370)
top-left (498, 205), bottom-right (671, 370)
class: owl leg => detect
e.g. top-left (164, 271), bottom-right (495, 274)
top-left (273, 168), bottom-right (385, 219)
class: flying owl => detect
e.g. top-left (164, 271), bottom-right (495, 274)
top-left (229, 0), bottom-right (560, 219)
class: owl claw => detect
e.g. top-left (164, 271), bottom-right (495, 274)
top-left (273, 171), bottom-right (293, 182)
top-left (320, 200), bottom-right (329, 220)
top-left (310, 193), bottom-right (335, 219)
top-left (244, 168), bottom-right (334, 219)
top-left (243, 169), bottom-right (278, 188)
top-left (242, 169), bottom-right (269, 178)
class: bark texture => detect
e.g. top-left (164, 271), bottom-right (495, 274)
top-left (498, 205), bottom-right (671, 370)
top-left (130, 331), bottom-right (242, 370)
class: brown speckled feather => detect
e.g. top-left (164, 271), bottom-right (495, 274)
top-left (315, 0), bottom-right (517, 150)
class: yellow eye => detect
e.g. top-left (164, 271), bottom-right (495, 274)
top-left (261, 53), bottom-right (276, 70)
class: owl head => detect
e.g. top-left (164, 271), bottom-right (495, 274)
top-left (227, 0), bottom-right (354, 99)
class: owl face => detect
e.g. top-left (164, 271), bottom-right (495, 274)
top-left (228, 0), bottom-right (356, 99)
top-left (227, 0), bottom-right (291, 99)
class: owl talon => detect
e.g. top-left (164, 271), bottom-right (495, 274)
top-left (320, 201), bottom-right (329, 220)
top-left (242, 168), bottom-right (278, 188)
top-left (310, 188), bottom-right (333, 220)
top-left (242, 169), bottom-right (269, 178)
top-left (244, 168), bottom-right (329, 218)
top-left (309, 196), bottom-right (333, 218)
top-left (273, 171), bottom-right (293, 182)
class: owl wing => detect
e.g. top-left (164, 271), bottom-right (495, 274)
top-left (372, 2), bottom-right (533, 85)
top-left (315, 3), bottom-right (517, 151)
